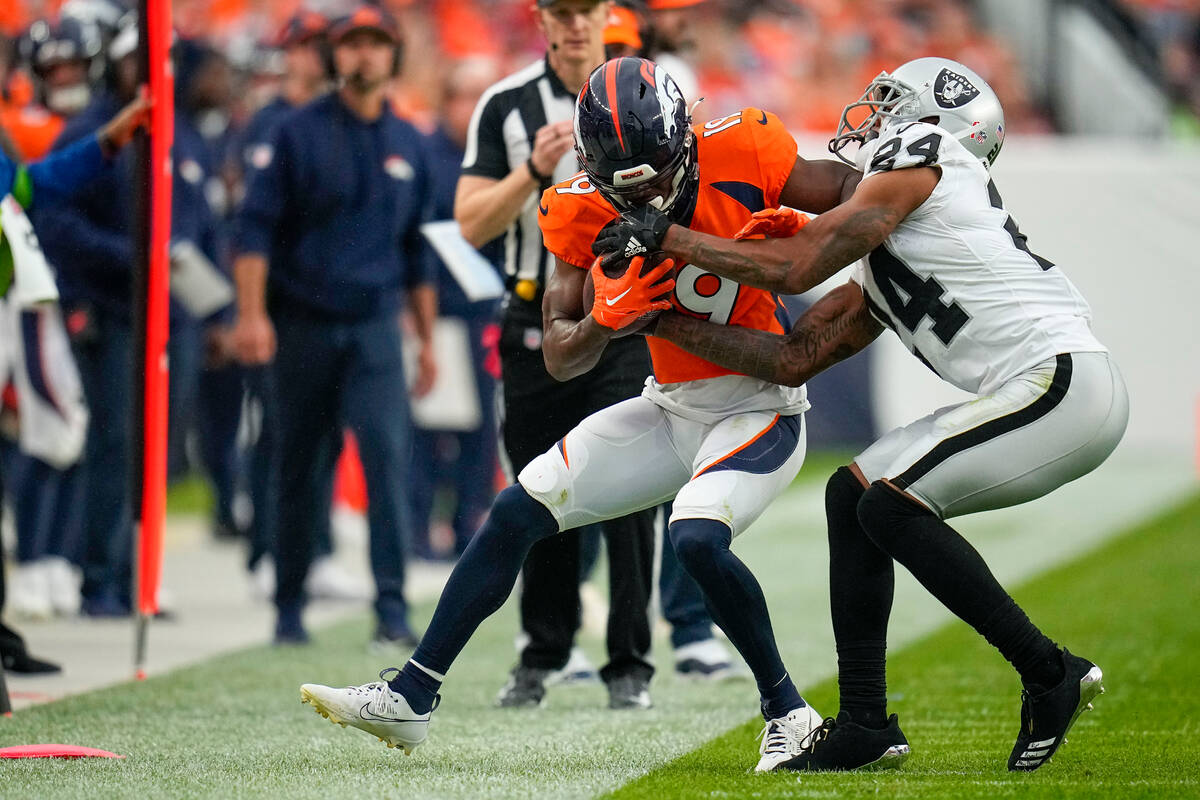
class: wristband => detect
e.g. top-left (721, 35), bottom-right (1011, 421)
top-left (526, 157), bottom-right (550, 185)
top-left (97, 130), bottom-right (116, 159)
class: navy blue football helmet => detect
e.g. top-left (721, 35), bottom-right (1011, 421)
top-left (574, 56), bottom-right (698, 221)
top-left (18, 17), bottom-right (104, 115)
top-left (20, 17), bottom-right (103, 77)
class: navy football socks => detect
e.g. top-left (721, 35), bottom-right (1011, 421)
top-left (669, 517), bottom-right (803, 719)
top-left (389, 661), bottom-right (443, 715)
top-left (760, 673), bottom-right (806, 721)
top-left (386, 486), bottom-right (559, 708)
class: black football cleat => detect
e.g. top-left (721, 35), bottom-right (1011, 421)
top-left (780, 711), bottom-right (910, 772)
top-left (606, 674), bottom-right (652, 710)
top-left (495, 665), bottom-right (550, 708)
top-left (1008, 648), bottom-right (1104, 772)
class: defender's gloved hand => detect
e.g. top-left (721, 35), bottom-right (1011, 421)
top-left (734, 207), bottom-right (810, 240)
top-left (592, 206), bottom-right (673, 271)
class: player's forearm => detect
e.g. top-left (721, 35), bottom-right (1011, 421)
top-left (654, 313), bottom-right (803, 385)
top-left (839, 170), bottom-right (863, 204)
top-left (454, 168), bottom-right (540, 248)
top-left (654, 283), bottom-right (881, 387)
top-left (662, 204), bottom-right (896, 295)
top-left (234, 253), bottom-right (269, 318)
top-left (660, 225), bottom-right (807, 294)
top-left (541, 316), bottom-right (613, 382)
top-left (780, 157), bottom-right (862, 214)
top-left (408, 284), bottom-right (437, 346)
top-left (776, 284), bottom-right (883, 383)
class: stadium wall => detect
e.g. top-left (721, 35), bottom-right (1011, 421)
top-left (793, 136), bottom-right (1200, 457)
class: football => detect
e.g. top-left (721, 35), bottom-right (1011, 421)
top-left (582, 251), bottom-right (675, 337)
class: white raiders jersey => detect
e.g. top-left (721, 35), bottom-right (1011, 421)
top-left (849, 121), bottom-right (1106, 396)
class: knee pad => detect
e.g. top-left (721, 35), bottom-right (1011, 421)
top-left (488, 485), bottom-right (559, 546)
top-left (668, 518), bottom-right (732, 571)
top-left (826, 466), bottom-right (866, 529)
top-left (856, 481), bottom-right (933, 553)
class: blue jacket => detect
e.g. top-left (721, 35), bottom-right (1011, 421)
top-left (33, 93), bottom-right (134, 316)
top-left (233, 96), bottom-right (298, 178)
top-left (0, 134), bottom-right (107, 296)
top-left (33, 91), bottom-right (218, 320)
top-left (172, 111), bottom-right (221, 265)
top-left (1, 135), bottom-right (107, 208)
top-left (236, 93), bottom-right (435, 321)
top-left (423, 124), bottom-right (502, 321)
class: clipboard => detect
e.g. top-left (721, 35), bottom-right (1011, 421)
top-left (420, 220), bottom-right (505, 302)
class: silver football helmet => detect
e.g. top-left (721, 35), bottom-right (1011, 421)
top-left (830, 57), bottom-right (1005, 169)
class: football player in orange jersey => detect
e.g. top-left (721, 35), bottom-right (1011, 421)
top-left (298, 56), bottom-right (861, 771)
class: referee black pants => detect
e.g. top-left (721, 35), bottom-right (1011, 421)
top-left (500, 314), bottom-right (656, 683)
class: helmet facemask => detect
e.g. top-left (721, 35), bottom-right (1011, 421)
top-left (829, 73), bottom-right (921, 165)
top-left (586, 129), bottom-right (697, 220)
top-left (830, 58), bottom-right (1007, 169)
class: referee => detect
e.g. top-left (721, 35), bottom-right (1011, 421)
top-left (455, 0), bottom-right (656, 709)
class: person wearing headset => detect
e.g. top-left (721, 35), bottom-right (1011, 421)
top-left (231, 6), bottom-right (437, 650)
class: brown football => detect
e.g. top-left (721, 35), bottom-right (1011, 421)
top-left (582, 252), bottom-right (674, 337)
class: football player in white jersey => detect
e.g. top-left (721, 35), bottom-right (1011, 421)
top-left (595, 57), bottom-right (1129, 773)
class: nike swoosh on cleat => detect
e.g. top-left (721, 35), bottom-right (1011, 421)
top-left (757, 111), bottom-right (769, 125)
top-left (359, 703), bottom-right (415, 723)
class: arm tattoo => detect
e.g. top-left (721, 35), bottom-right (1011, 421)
top-left (685, 239), bottom-right (784, 291)
top-left (668, 207), bottom-right (898, 295)
top-left (803, 207), bottom-right (896, 291)
top-left (656, 284), bottom-right (881, 386)
top-left (786, 297), bottom-right (875, 375)
top-left (663, 320), bottom-right (795, 385)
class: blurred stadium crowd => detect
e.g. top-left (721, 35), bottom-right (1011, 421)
top-left (0, 0), bottom-right (1195, 662)
top-left (5, 1), bottom-right (1200, 140)
top-left (1121, 0), bottom-right (1200, 131)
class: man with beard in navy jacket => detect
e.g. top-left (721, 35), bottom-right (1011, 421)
top-left (231, 7), bottom-right (437, 649)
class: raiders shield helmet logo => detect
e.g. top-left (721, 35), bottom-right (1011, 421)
top-left (933, 68), bottom-right (980, 109)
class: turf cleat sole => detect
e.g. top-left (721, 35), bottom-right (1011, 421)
top-left (866, 744), bottom-right (910, 770)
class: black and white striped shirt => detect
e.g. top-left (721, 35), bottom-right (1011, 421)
top-left (461, 56), bottom-right (580, 320)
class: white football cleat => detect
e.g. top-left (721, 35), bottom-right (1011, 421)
top-left (755, 703), bottom-right (824, 773)
top-left (674, 638), bottom-right (749, 682)
top-left (305, 556), bottom-right (370, 602)
top-left (45, 556), bottom-right (82, 617)
top-left (301, 669), bottom-right (437, 754)
top-left (9, 561), bottom-right (53, 620)
top-left (546, 647), bottom-right (600, 687)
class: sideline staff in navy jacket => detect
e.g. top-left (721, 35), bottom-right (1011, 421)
top-left (231, 6), bottom-right (437, 648)
top-left (37, 37), bottom-right (219, 617)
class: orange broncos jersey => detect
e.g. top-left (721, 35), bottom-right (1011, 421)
top-left (540, 107), bottom-right (797, 384)
top-left (0, 101), bottom-right (64, 161)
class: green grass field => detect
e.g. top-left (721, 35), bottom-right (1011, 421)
top-left (610, 494), bottom-right (1200, 800)
top-left (2, 482), bottom-right (1198, 799)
